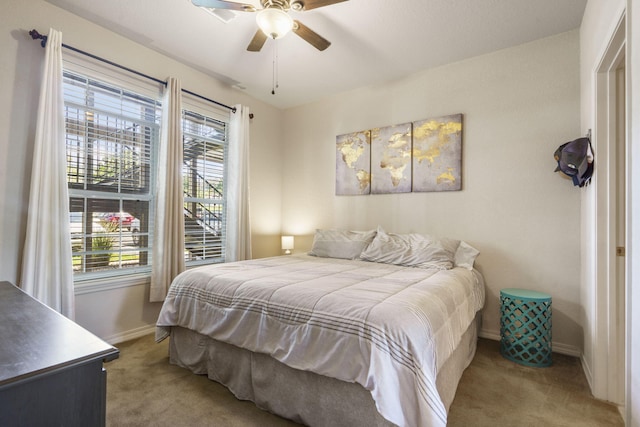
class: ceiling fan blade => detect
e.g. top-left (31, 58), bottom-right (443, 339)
top-left (191, 0), bottom-right (257, 12)
top-left (247, 29), bottom-right (268, 52)
top-left (292, 20), bottom-right (331, 51)
top-left (291, 0), bottom-right (348, 11)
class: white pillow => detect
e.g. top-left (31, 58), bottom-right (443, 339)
top-left (308, 228), bottom-right (377, 260)
top-left (360, 227), bottom-right (459, 270)
top-left (454, 241), bottom-right (480, 270)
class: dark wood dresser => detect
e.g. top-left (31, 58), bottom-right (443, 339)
top-left (0, 281), bottom-right (119, 426)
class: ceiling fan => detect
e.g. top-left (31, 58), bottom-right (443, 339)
top-left (191, 0), bottom-right (348, 52)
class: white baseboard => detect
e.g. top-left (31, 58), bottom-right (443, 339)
top-left (478, 328), bottom-right (582, 358)
top-left (103, 324), bottom-right (156, 345)
top-left (580, 352), bottom-right (594, 391)
top-left (478, 329), bottom-right (500, 341)
top-left (552, 341), bottom-right (582, 358)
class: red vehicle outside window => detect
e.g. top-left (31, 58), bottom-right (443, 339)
top-left (102, 212), bottom-right (135, 229)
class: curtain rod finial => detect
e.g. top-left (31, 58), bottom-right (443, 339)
top-left (29, 29), bottom-right (47, 47)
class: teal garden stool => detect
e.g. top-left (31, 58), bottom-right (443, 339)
top-left (500, 288), bottom-right (552, 367)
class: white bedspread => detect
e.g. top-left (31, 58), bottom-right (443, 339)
top-left (156, 255), bottom-right (485, 427)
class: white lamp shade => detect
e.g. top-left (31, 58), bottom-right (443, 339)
top-left (281, 235), bottom-right (294, 252)
top-left (256, 8), bottom-right (294, 39)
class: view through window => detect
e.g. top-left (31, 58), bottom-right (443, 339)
top-left (182, 109), bottom-right (227, 266)
top-left (63, 68), bottom-right (230, 280)
top-left (64, 70), bottom-right (160, 278)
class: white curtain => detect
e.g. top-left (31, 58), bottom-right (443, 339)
top-left (225, 105), bottom-right (252, 262)
top-left (150, 77), bottom-right (185, 302)
top-left (20, 28), bottom-right (75, 319)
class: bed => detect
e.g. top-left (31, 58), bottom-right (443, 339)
top-left (156, 228), bottom-right (485, 427)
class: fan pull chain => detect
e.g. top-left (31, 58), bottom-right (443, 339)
top-left (272, 39), bottom-right (279, 95)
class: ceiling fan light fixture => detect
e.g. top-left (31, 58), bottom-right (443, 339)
top-left (256, 8), bottom-right (294, 39)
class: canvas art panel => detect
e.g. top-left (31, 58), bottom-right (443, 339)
top-left (335, 113), bottom-right (462, 195)
top-left (412, 114), bottom-right (462, 192)
top-left (371, 122), bottom-right (412, 194)
top-left (335, 130), bottom-right (371, 195)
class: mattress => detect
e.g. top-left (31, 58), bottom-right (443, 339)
top-left (156, 254), bottom-right (485, 426)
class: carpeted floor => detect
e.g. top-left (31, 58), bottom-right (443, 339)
top-left (106, 334), bottom-right (624, 426)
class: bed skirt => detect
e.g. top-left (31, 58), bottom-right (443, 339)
top-left (167, 316), bottom-right (479, 427)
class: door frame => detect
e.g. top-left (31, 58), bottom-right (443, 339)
top-left (591, 12), bottom-right (627, 407)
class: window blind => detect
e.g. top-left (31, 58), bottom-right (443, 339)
top-left (64, 70), bottom-right (161, 278)
top-left (182, 108), bottom-right (228, 265)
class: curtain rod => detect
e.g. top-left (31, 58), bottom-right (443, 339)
top-left (29, 29), bottom-right (254, 118)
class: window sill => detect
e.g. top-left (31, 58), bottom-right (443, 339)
top-left (74, 273), bottom-right (150, 295)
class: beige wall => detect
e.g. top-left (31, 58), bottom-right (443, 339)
top-left (281, 31), bottom-right (583, 353)
top-left (0, 0), bottom-right (283, 342)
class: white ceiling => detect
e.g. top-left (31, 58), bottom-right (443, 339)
top-left (45, 0), bottom-right (587, 110)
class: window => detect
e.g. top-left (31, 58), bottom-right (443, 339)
top-left (64, 70), bottom-right (161, 279)
top-left (182, 109), bottom-right (228, 266)
top-left (62, 55), bottom-right (232, 282)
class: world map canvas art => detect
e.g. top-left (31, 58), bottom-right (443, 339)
top-left (371, 122), bottom-right (412, 194)
top-left (412, 114), bottom-right (462, 192)
top-left (335, 129), bottom-right (371, 195)
top-left (336, 114), bottom-right (462, 195)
